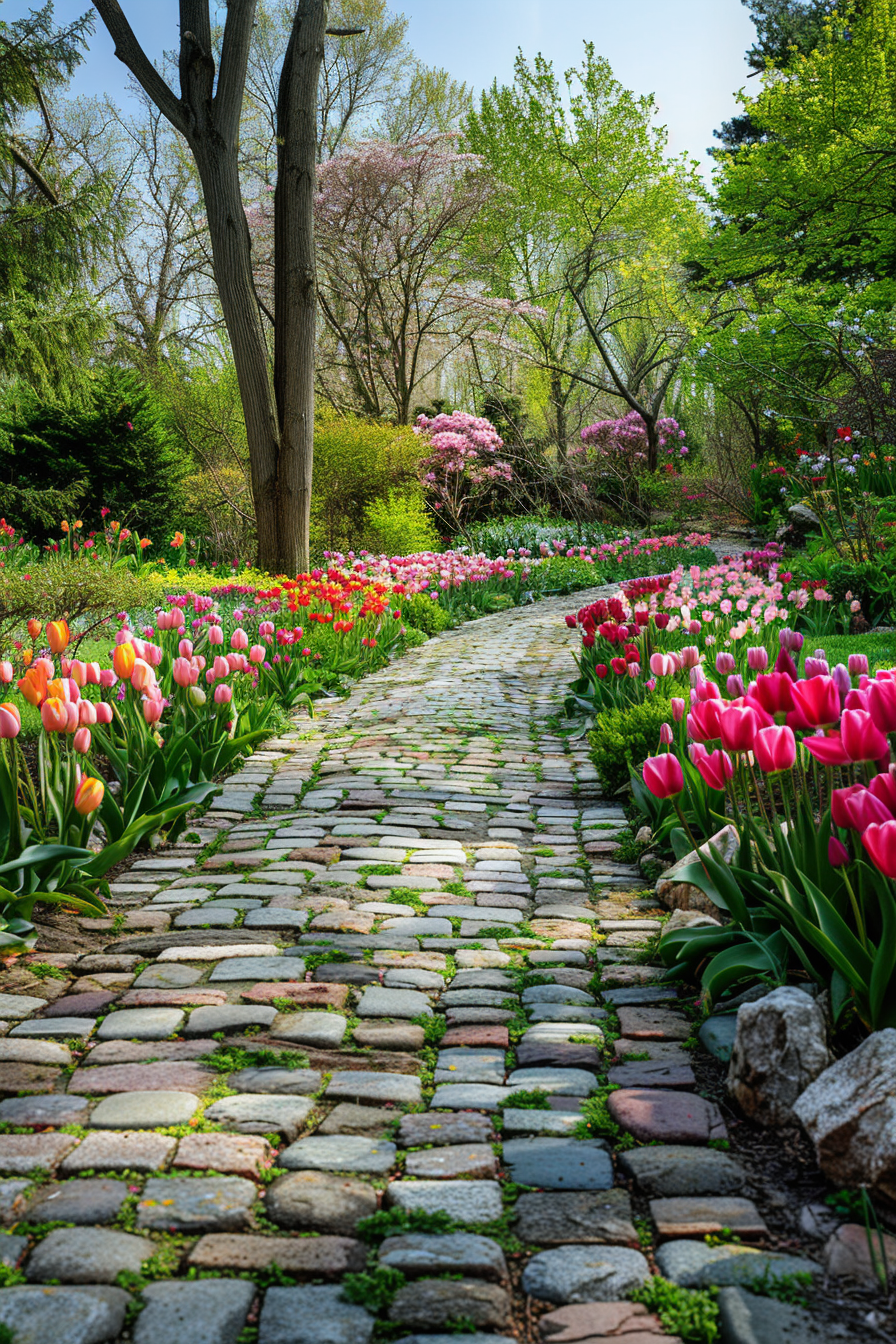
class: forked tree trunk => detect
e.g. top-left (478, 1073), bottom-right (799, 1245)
top-left (92, 0), bottom-right (328, 575)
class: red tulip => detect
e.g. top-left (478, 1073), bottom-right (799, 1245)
top-left (868, 678), bottom-right (896, 734)
top-left (832, 783), bottom-right (867, 829)
top-left (840, 709), bottom-right (888, 763)
top-left (719, 705), bottom-right (763, 753)
top-left (754, 725), bottom-right (796, 774)
top-left (595, 664), bottom-right (608, 679)
top-left (790, 675), bottom-right (840, 729)
top-left (694, 748), bottom-right (734, 790)
top-left (747, 673), bottom-right (795, 722)
top-left (862, 821), bottom-right (896, 878)
top-left (642, 754), bottom-right (684, 799)
top-left (610, 658), bottom-right (627, 675)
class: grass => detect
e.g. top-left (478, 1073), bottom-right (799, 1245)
top-left (814, 630), bottom-right (896, 671)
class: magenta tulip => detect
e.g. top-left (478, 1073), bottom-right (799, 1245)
top-left (828, 837), bottom-right (850, 867)
top-left (840, 709), bottom-right (888, 763)
top-left (790, 675), bottom-right (840, 729)
top-left (719, 705), bottom-right (763, 753)
top-left (869, 678), bottom-right (896, 734)
top-left (747, 646), bottom-right (769, 671)
top-left (802, 731), bottom-right (851, 766)
top-left (642, 754), bottom-right (684, 799)
top-left (862, 821), bottom-right (896, 878)
top-left (694, 749), bottom-right (734, 790)
top-left (754, 725), bottom-right (796, 774)
top-left (848, 653), bottom-right (869, 676)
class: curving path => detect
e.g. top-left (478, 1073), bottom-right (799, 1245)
top-left (0, 588), bottom-right (839, 1344)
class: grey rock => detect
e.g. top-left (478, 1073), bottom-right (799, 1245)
top-left (507, 1068), bottom-right (596, 1096)
top-left (326, 1071), bottom-right (422, 1106)
top-left (788, 502), bottom-right (822, 531)
top-left (264, 1170), bottom-right (377, 1234)
top-left (28, 1178), bottom-right (129, 1225)
top-left (133, 964), bottom-right (203, 989)
top-left (793, 1029), bottom-right (896, 1201)
top-left (501, 1110), bottom-right (580, 1136)
top-left (383, 969), bottom-right (445, 989)
top-left (134, 1278), bottom-right (256, 1344)
top-left (522, 986), bottom-right (594, 1005)
top-left (397, 1112), bottom-right (494, 1148)
top-left (203, 1094), bottom-right (315, 1141)
top-left (280, 1135), bottom-right (397, 1174)
top-left (10, 1017), bottom-right (95, 1038)
top-left (0, 1039), bottom-right (72, 1064)
top-left (717, 1285), bottom-right (853, 1343)
top-left (429, 1084), bottom-right (512, 1111)
top-left (25, 1226), bottom-right (148, 1284)
top-left (243, 909), bottom-right (310, 929)
top-left (501, 1138), bottom-right (612, 1190)
top-left (0, 992), bottom-right (47, 1018)
top-left (386, 1180), bottom-right (503, 1224)
top-left (270, 1012), bottom-right (347, 1047)
top-left (95, 1008), bottom-right (184, 1040)
top-left (209, 957), bottom-right (303, 982)
top-left (449, 971), bottom-right (515, 990)
top-left (0, 1179), bottom-right (30, 1225)
top-left (655, 824), bottom-right (739, 916)
top-left (521, 1245), bottom-right (649, 1303)
top-left (525, 1005), bottom-right (605, 1024)
top-left (258, 1285), bottom-right (373, 1344)
top-left (601, 986), bottom-right (680, 1007)
top-left (727, 987), bottom-right (830, 1126)
top-left (618, 1145), bottom-right (748, 1197)
top-left (0, 1233), bottom-right (27, 1264)
top-left (229, 1067), bottom-right (321, 1095)
top-left (59, 1130), bottom-right (177, 1175)
top-left (89, 1091), bottom-right (199, 1129)
top-left (514, 1189), bottom-right (637, 1245)
top-left (440, 990), bottom-right (515, 1009)
top-left (0, 1094), bottom-right (89, 1127)
top-left (356, 986), bottom-right (433, 1019)
top-left (654, 1240), bottom-right (821, 1288)
top-left (388, 1279), bottom-right (509, 1330)
top-left (0, 1285), bottom-right (132, 1344)
top-left (136, 1176), bottom-right (256, 1232)
top-left (184, 1005), bottom-right (277, 1035)
top-left (700, 1015), bottom-right (739, 1063)
top-left (435, 1048), bottom-right (505, 1086)
top-left (379, 1232), bottom-right (507, 1281)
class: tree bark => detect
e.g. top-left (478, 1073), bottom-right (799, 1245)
top-left (93, 0), bottom-right (327, 574)
top-left (272, 0), bottom-right (327, 574)
top-left (550, 370), bottom-right (567, 459)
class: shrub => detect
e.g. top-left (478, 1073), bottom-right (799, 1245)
top-left (0, 563), bottom-right (155, 650)
top-left (588, 696), bottom-right (674, 797)
top-left (363, 488), bottom-right (440, 555)
top-left (0, 368), bottom-right (190, 540)
top-left (311, 412), bottom-right (424, 555)
top-left (399, 592), bottom-right (453, 636)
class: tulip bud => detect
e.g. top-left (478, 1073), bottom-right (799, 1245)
top-left (187, 685), bottom-right (207, 708)
top-left (259, 621), bottom-right (275, 639)
top-left (40, 697), bottom-right (69, 733)
top-left (659, 723), bottom-right (674, 746)
top-left (715, 652), bottom-right (736, 675)
top-left (862, 820), bottom-right (896, 878)
top-left (112, 643), bottom-right (136, 680)
top-left (46, 620), bottom-right (70, 654)
top-left (230, 628), bottom-right (249, 651)
top-left (78, 699), bottom-right (97, 726)
top-left (249, 645), bottom-right (265, 664)
top-left (172, 657), bottom-right (193, 689)
top-left (727, 674), bottom-right (746, 698)
top-left (671, 697), bottom-right (686, 722)
top-left (73, 727), bottom-right (91, 754)
top-left (99, 668), bottom-right (117, 689)
top-left (214, 683), bottom-right (233, 705)
top-left (0, 661), bottom-right (12, 684)
top-left (828, 837), bottom-right (850, 867)
top-left (178, 639), bottom-right (194, 659)
top-left (747, 646), bottom-right (768, 671)
top-left (754, 725), bottom-right (797, 774)
top-left (848, 653), bottom-right (869, 677)
top-left (680, 646), bottom-right (701, 670)
top-left (779, 628), bottom-right (804, 653)
top-left (804, 657), bottom-right (830, 679)
top-left (143, 697), bottom-right (163, 725)
top-left (208, 626), bottom-right (224, 646)
top-left (642, 754), bottom-right (684, 799)
top-left (130, 660), bottom-right (155, 693)
top-left (94, 702), bottom-right (113, 725)
top-left (26, 619), bottom-right (42, 642)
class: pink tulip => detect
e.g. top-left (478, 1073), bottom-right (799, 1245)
top-left (754, 725), bottom-right (796, 774)
top-left (131, 660), bottom-right (155, 693)
top-left (680, 646), bottom-right (701, 669)
top-left (840, 709), bottom-right (888, 763)
top-left (68, 660), bottom-right (87, 687)
top-left (687, 699), bottom-right (724, 743)
top-left (214, 683), bottom-right (233, 705)
top-left (178, 639), bottom-right (194, 658)
top-left (213, 655), bottom-right (230, 681)
top-left (231, 628), bottom-right (249, 651)
top-left (649, 652), bottom-right (676, 677)
top-left (0, 661), bottom-right (13, 684)
top-left (0, 703), bottom-right (20, 738)
top-left (719, 705), bottom-right (763, 753)
top-left (694, 679), bottom-right (721, 702)
top-left (208, 626), bottom-right (224, 645)
top-left (747, 646), bottom-right (768, 671)
top-left (659, 723), bottom-right (674, 745)
top-left (259, 621), bottom-right (275, 639)
top-left (642, 753), bottom-right (684, 799)
top-left (671, 697), bottom-right (686, 723)
top-left (862, 821), bottom-right (896, 878)
top-left (85, 662), bottom-right (101, 684)
top-left (780, 628), bottom-right (804, 652)
top-left (99, 669), bottom-right (117, 689)
top-left (94, 702), bottom-right (113, 725)
top-left (249, 644), bottom-right (266, 664)
top-left (868, 770), bottom-right (896, 816)
top-left (143, 697), bottom-right (163, 725)
top-left (172, 657), bottom-right (193, 689)
top-left (790, 675), bottom-right (840, 729)
top-left (73, 727), bottom-right (91, 754)
top-left (869, 678), bottom-right (896, 734)
top-left (848, 653), bottom-right (869, 677)
top-left (715, 652), bottom-right (736, 675)
top-left (78, 700), bottom-right (97, 726)
top-left (694, 748), bottom-right (734, 790)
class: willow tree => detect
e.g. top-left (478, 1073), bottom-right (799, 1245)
top-left (93, 0), bottom-right (342, 573)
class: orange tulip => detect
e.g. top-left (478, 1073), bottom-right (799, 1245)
top-left (46, 621), bottom-right (70, 655)
top-left (112, 643), bottom-right (136, 680)
top-left (18, 665), bottom-right (48, 706)
top-left (26, 620), bottom-right (42, 642)
top-left (22, 649), bottom-right (32, 667)
top-left (74, 775), bottom-right (104, 816)
top-left (40, 697), bottom-right (69, 733)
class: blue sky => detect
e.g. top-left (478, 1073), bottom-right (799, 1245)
top-left (8, 0), bottom-right (757, 177)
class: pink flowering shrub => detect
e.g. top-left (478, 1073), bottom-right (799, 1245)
top-left (415, 411), bottom-right (513, 534)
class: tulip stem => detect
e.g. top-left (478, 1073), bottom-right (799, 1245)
top-left (841, 867), bottom-right (867, 950)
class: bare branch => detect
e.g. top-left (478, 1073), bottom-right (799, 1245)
top-left (7, 141), bottom-right (58, 203)
top-left (91, 0), bottom-right (188, 138)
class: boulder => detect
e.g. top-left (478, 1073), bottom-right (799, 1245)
top-left (655, 827), bottom-right (738, 917)
top-left (788, 502), bottom-right (822, 532)
top-left (660, 909), bottom-right (722, 939)
top-left (727, 987), bottom-right (829, 1127)
top-left (793, 1030), bottom-right (896, 1205)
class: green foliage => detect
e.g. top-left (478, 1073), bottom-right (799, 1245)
top-left (356, 1207), bottom-right (457, 1243)
top-left (630, 1277), bottom-right (719, 1344)
top-left (0, 368), bottom-right (190, 541)
top-left (737, 1268), bottom-right (814, 1307)
top-left (341, 1266), bottom-right (407, 1311)
top-left (0, 561), bottom-right (154, 652)
top-left (310, 413), bottom-right (426, 556)
top-left (400, 593), bottom-right (453, 636)
top-left (202, 1044), bottom-right (310, 1074)
top-left (364, 489), bottom-right (440, 556)
top-left (414, 1012), bottom-right (447, 1045)
top-left (497, 1088), bottom-right (550, 1110)
top-left (588, 698), bottom-right (675, 797)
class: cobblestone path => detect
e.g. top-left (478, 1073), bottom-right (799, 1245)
top-left (0, 589), bottom-right (826, 1344)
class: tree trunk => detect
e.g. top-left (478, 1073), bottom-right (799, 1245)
top-left (645, 414), bottom-right (659, 472)
top-left (273, 0), bottom-right (328, 574)
top-left (551, 370), bottom-right (567, 460)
